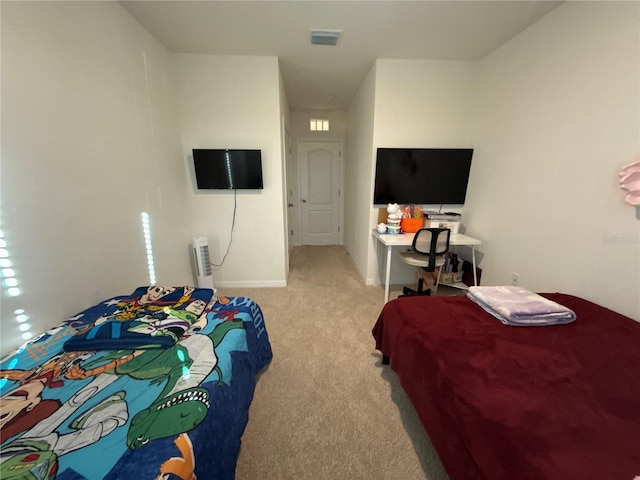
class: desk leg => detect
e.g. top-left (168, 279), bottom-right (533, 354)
top-left (472, 246), bottom-right (478, 286)
top-left (384, 245), bottom-right (392, 303)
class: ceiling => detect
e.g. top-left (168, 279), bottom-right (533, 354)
top-left (121, 1), bottom-right (563, 110)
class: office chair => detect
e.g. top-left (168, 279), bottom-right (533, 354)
top-left (398, 227), bottom-right (451, 297)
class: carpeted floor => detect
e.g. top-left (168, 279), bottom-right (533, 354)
top-left (223, 245), bottom-right (448, 480)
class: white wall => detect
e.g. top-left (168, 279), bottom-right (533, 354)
top-left (366, 59), bottom-right (477, 285)
top-left (1, 2), bottom-right (192, 355)
top-left (278, 67), bottom-right (291, 271)
top-left (464, 1), bottom-right (640, 320)
top-left (345, 65), bottom-right (378, 279)
top-left (172, 54), bottom-right (287, 287)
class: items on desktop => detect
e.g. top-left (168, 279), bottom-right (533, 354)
top-left (385, 203), bottom-right (402, 234)
top-left (377, 206), bottom-right (463, 236)
top-left (379, 203), bottom-right (425, 234)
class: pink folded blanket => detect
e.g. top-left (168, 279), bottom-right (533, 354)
top-left (467, 285), bottom-right (576, 326)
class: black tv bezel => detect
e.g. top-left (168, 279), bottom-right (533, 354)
top-left (373, 147), bottom-right (473, 206)
top-left (192, 149), bottom-right (263, 190)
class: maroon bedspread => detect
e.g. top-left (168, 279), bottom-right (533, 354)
top-left (372, 293), bottom-right (640, 480)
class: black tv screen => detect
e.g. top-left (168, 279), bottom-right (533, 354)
top-left (373, 148), bottom-right (473, 205)
top-left (193, 149), bottom-right (263, 190)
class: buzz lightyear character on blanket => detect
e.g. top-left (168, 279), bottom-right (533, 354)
top-left (91, 286), bottom-right (204, 326)
top-left (64, 312), bottom-right (245, 450)
top-left (112, 285), bottom-right (186, 321)
top-left (127, 297), bottom-right (209, 342)
top-left (2, 291), bottom-right (242, 457)
top-left (1, 316), bottom-right (242, 478)
top-left (1, 351), bottom-right (130, 478)
top-left (64, 290), bottom-right (213, 351)
top-left (127, 318), bottom-right (245, 449)
top-left (0, 373), bottom-right (129, 479)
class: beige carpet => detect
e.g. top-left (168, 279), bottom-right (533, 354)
top-left (222, 245), bottom-right (449, 480)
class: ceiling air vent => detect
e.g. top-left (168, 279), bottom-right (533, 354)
top-left (310, 29), bottom-right (342, 46)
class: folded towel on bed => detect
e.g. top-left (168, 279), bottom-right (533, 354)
top-left (467, 286), bottom-right (576, 326)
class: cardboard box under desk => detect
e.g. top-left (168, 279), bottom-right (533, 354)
top-left (418, 260), bottom-right (481, 287)
top-left (439, 271), bottom-right (454, 284)
top-left (435, 263), bottom-right (482, 286)
top-left (433, 270), bottom-right (463, 284)
top-left (420, 269), bottom-right (462, 285)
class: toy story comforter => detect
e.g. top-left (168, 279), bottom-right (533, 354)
top-left (0, 286), bottom-right (273, 480)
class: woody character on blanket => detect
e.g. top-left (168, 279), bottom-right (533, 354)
top-left (0, 285), bottom-right (273, 480)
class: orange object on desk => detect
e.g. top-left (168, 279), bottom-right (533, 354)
top-left (401, 217), bottom-right (423, 233)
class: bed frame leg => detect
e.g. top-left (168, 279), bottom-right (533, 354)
top-left (382, 355), bottom-right (390, 365)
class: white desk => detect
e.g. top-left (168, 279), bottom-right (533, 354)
top-left (373, 230), bottom-right (482, 303)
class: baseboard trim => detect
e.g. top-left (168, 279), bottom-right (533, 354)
top-left (215, 280), bottom-right (287, 288)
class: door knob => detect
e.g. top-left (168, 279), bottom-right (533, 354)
top-left (288, 203), bottom-right (294, 207)
top-left (302, 199), bottom-right (307, 203)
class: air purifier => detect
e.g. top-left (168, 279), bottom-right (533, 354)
top-left (191, 236), bottom-right (214, 289)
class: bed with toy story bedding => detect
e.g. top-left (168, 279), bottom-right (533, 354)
top-left (0, 285), bottom-right (272, 480)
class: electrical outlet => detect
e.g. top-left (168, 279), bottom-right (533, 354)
top-left (511, 273), bottom-right (520, 286)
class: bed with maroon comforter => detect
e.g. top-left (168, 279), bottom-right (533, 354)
top-left (372, 293), bottom-right (640, 480)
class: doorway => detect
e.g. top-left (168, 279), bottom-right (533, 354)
top-left (283, 121), bottom-right (294, 270)
top-left (298, 140), bottom-right (343, 245)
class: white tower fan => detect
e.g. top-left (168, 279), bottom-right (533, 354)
top-left (192, 236), bottom-right (214, 289)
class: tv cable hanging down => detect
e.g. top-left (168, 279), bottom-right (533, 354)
top-left (191, 189), bottom-right (238, 289)
top-left (212, 188), bottom-right (237, 267)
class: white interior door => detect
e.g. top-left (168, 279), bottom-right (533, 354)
top-left (284, 126), bottom-right (294, 259)
top-left (299, 141), bottom-right (342, 245)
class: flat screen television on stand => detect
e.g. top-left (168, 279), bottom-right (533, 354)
top-left (373, 148), bottom-right (473, 206)
top-left (193, 149), bottom-right (263, 190)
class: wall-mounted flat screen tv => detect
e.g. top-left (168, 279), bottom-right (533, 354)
top-left (193, 149), bottom-right (263, 190)
top-left (373, 148), bottom-right (473, 205)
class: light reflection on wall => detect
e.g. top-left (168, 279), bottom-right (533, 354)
top-left (225, 150), bottom-right (233, 186)
top-left (0, 231), bottom-right (20, 298)
top-left (141, 212), bottom-right (157, 285)
top-left (0, 227), bottom-right (34, 388)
